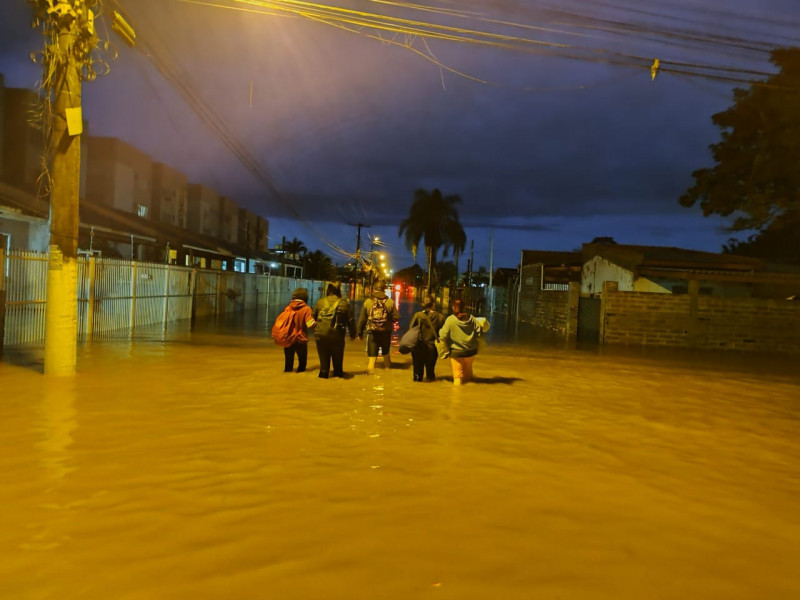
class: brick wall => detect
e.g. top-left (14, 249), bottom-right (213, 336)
top-left (519, 264), bottom-right (579, 338)
top-left (601, 281), bottom-right (800, 353)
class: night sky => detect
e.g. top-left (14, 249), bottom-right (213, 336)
top-left (2, 0), bottom-right (799, 269)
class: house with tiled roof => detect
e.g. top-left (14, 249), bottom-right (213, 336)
top-left (581, 243), bottom-right (800, 299)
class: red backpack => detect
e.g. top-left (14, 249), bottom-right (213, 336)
top-left (271, 307), bottom-right (300, 347)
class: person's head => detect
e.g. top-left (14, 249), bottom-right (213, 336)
top-left (451, 298), bottom-right (469, 320)
top-left (325, 282), bottom-right (342, 297)
top-left (422, 295), bottom-right (435, 309)
top-left (291, 287), bottom-right (309, 303)
top-left (373, 282), bottom-right (386, 297)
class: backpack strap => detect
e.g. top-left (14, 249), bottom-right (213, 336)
top-left (420, 311), bottom-right (438, 341)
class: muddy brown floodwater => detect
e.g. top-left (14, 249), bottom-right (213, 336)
top-left (1, 310), bottom-right (799, 599)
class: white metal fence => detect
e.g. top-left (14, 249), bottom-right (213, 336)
top-left (2, 250), bottom-right (48, 346)
top-left (1, 249), bottom-right (339, 348)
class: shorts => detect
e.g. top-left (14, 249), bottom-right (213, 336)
top-left (367, 330), bottom-right (392, 357)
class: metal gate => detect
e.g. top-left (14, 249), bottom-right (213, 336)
top-left (577, 296), bottom-right (601, 343)
top-left (2, 250), bottom-right (48, 346)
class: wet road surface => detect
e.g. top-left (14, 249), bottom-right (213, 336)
top-left (1, 311), bottom-right (799, 599)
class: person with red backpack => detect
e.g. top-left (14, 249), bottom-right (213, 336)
top-left (271, 287), bottom-right (316, 373)
top-left (356, 282), bottom-right (400, 372)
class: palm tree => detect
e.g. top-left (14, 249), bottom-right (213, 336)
top-left (398, 188), bottom-right (467, 291)
top-left (283, 237), bottom-right (307, 260)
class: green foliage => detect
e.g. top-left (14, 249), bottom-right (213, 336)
top-left (680, 47), bottom-right (800, 234)
top-left (304, 249), bottom-right (336, 280)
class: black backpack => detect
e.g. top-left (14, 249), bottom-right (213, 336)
top-left (367, 298), bottom-right (389, 332)
top-left (315, 299), bottom-right (341, 338)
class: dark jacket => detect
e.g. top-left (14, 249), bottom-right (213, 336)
top-left (357, 291), bottom-right (400, 336)
top-left (409, 309), bottom-right (446, 346)
top-left (313, 293), bottom-right (356, 339)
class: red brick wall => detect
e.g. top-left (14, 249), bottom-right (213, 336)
top-left (601, 281), bottom-right (800, 353)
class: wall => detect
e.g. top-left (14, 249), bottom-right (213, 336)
top-left (187, 183), bottom-right (220, 237)
top-left (1, 88), bottom-right (42, 193)
top-left (87, 137), bottom-right (152, 216)
top-left (601, 281), bottom-right (800, 353)
top-left (582, 256), bottom-right (635, 295)
top-left (237, 207), bottom-right (259, 249)
top-left (152, 162), bottom-right (188, 228)
top-left (0, 217), bottom-right (49, 252)
top-left (219, 196), bottom-right (238, 244)
top-left (518, 264), bottom-right (579, 338)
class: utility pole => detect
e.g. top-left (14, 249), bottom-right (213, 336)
top-left (281, 235), bottom-right (286, 277)
top-left (32, 1), bottom-right (98, 375)
top-left (348, 222), bottom-right (370, 294)
top-left (468, 240), bottom-right (474, 287)
top-left (244, 220), bottom-right (251, 273)
top-left (488, 228), bottom-right (494, 314)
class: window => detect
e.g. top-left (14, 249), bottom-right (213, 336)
top-left (137, 204), bottom-right (148, 218)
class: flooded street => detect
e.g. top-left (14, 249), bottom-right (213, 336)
top-left (1, 312), bottom-right (799, 599)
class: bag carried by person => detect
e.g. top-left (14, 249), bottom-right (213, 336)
top-left (398, 325), bottom-right (421, 354)
top-left (435, 338), bottom-right (450, 360)
top-left (367, 298), bottom-right (389, 332)
top-left (271, 308), bottom-right (300, 347)
top-left (314, 299), bottom-right (341, 338)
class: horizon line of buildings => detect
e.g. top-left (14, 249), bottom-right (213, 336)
top-left (0, 73), bottom-right (303, 275)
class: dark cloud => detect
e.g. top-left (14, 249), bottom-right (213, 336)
top-left (1, 0), bottom-right (797, 267)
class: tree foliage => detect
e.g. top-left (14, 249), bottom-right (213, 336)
top-left (722, 219), bottom-right (800, 262)
top-left (394, 264), bottom-right (425, 287)
top-left (283, 237), bottom-right (307, 259)
top-left (680, 48), bottom-right (800, 236)
top-left (398, 188), bottom-right (467, 290)
top-left (304, 249), bottom-right (336, 280)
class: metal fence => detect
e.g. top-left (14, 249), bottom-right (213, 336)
top-left (2, 250), bottom-right (48, 346)
top-left (1, 249), bottom-right (338, 348)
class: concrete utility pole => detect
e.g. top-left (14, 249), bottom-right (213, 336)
top-left (31, 1), bottom-right (98, 375)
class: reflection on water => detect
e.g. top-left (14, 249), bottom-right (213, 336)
top-left (0, 310), bottom-right (799, 599)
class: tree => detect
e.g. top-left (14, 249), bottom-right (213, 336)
top-left (590, 236), bottom-right (617, 245)
top-left (680, 47), bottom-right (800, 258)
top-left (394, 264), bottom-right (425, 287)
top-left (398, 188), bottom-right (467, 290)
top-left (722, 222), bottom-right (800, 262)
top-left (283, 237), bottom-right (307, 259)
top-left (304, 250), bottom-right (336, 280)
top-left (437, 261), bottom-right (459, 286)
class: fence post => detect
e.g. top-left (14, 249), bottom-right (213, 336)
top-left (0, 247), bottom-right (6, 356)
top-left (215, 271), bottom-right (222, 318)
top-left (86, 255), bottom-right (96, 339)
top-left (162, 262), bottom-right (170, 331)
top-left (190, 268), bottom-right (197, 323)
top-left (130, 260), bottom-right (137, 335)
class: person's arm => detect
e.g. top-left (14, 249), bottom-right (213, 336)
top-left (303, 305), bottom-right (316, 331)
top-left (474, 316), bottom-right (490, 333)
top-left (438, 317), bottom-right (451, 345)
top-left (345, 303), bottom-right (357, 339)
top-left (356, 301), bottom-right (369, 337)
top-left (311, 300), bottom-right (320, 321)
top-left (390, 300), bottom-right (400, 325)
